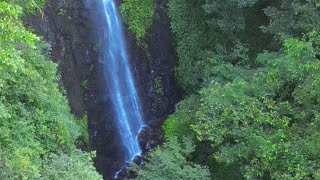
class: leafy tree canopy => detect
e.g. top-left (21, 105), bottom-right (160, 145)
top-left (154, 0), bottom-right (320, 179)
top-left (134, 137), bottom-right (211, 180)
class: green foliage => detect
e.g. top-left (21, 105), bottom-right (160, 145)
top-left (5, 0), bottom-right (45, 14)
top-left (154, 76), bottom-right (164, 96)
top-left (135, 137), bottom-right (211, 180)
top-left (164, 0), bottom-right (320, 178)
top-left (163, 95), bottom-right (200, 140)
top-left (58, 8), bottom-right (66, 16)
top-left (77, 115), bottom-right (90, 147)
top-left (81, 79), bottom-right (88, 90)
top-left (167, 0), bottom-right (208, 93)
top-left (168, 0), bottom-right (272, 93)
top-left (0, 1), bottom-right (102, 179)
top-left (192, 39), bottom-right (320, 179)
top-left (120, 0), bottom-right (155, 40)
top-left (262, 0), bottom-right (320, 38)
top-left (203, 0), bottom-right (259, 34)
top-left (168, 0), bottom-right (320, 94)
top-left (42, 151), bottom-right (101, 180)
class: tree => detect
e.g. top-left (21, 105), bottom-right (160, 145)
top-left (263, 0), bottom-right (320, 39)
top-left (135, 137), bottom-right (211, 180)
top-left (193, 38), bottom-right (320, 179)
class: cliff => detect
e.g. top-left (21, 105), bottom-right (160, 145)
top-left (25, 0), bottom-right (179, 179)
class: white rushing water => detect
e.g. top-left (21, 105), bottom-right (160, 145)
top-left (101, 0), bottom-right (145, 163)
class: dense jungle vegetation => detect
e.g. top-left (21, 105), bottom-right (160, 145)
top-left (1, 0), bottom-right (320, 179)
top-left (125, 0), bottom-right (320, 179)
top-left (0, 1), bottom-right (102, 179)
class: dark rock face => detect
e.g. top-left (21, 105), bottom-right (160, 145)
top-left (123, 0), bottom-right (181, 170)
top-left (126, 0), bottom-right (180, 122)
top-left (26, 0), bottom-right (180, 179)
top-left (25, 0), bottom-right (97, 117)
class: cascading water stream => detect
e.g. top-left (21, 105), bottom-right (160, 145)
top-left (100, 0), bottom-right (145, 166)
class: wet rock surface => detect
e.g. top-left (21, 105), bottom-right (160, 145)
top-left (126, 0), bottom-right (181, 122)
top-left (25, 0), bottom-right (97, 117)
top-left (139, 124), bottom-right (164, 154)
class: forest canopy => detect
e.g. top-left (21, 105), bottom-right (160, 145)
top-left (130, 0), bottom-right (320, 179)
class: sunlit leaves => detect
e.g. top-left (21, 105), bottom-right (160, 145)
top-left (0, 1), bottom-right (102, 179)
top-left (163, 95), bottom-right (200, 140)
top-left (5, 0), bottom-right (45, 14)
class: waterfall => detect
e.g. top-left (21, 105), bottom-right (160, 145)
top-left (100, 0), bottom-right (145, 164)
